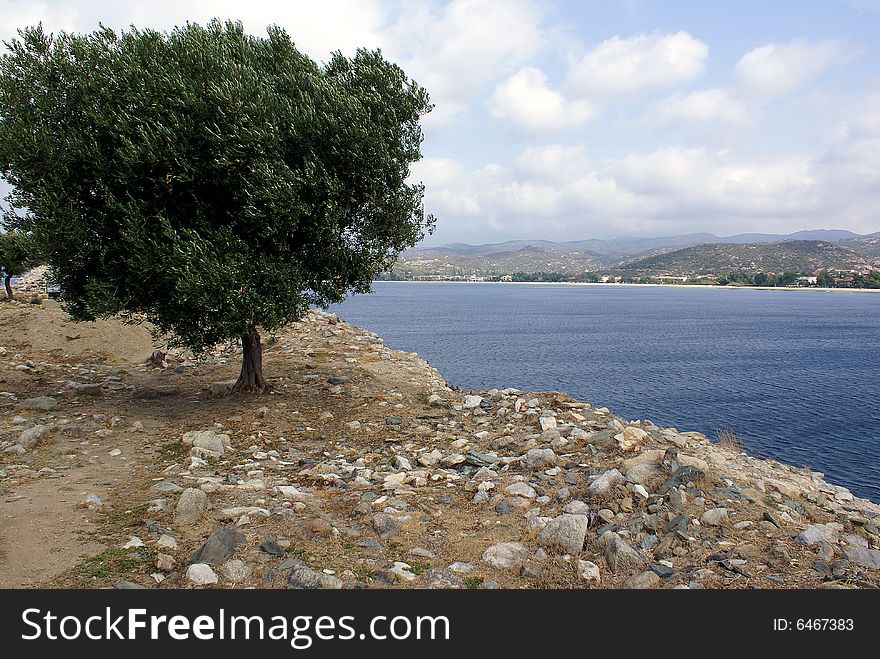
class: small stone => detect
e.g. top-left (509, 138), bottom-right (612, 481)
top-left (122, 536), bottom-right (145, 549)
top-left (481, 542), bottom-right (530, 569)
top-left (18, 424), bottom-right (50, 450)
top-left (504, 482), bottom-right (537, 499)
top-left (287, 565), bottom-right (343, 589)
top-left (220, 559), bottom-right (252, 582)
top-left (625, 571), bottom-right (661, 589)
top-left (372, 513), bottom-right (401, 538)
top-left (843, 546), bottom-right (880, 570)
top-left (19, 397), bottom-right (58, 411)
top-left (701, 508), bottom-right (729, 527)
top-left (463, 395), bottom-right (483, 408)
top-left (425, 568), bottom-right (463, 588)
top-left (156, 534), bottom-right (178, 550)
top-left (189, 526), bottom-right (246, 565)
top-left (601, 531), bottom-right (646, 573)
top-left (174, 488), bottom-right (207, 525)
top-left (186, 563), bottom-right (218, 585)
top-left (588, 469), bottom-right (625, 495)
top-left (523, 448), bottom-right (557, 471)
top-left (156, 553), bottom-right (175, 572)
top-left (260, 539), bottom-right (284, 556)
top-left (563, 500), bottom-right (590, 515)
top-left (577, 560), bottom-right (601, 583)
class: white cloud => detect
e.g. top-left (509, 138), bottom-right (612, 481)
top-left (389, 0), bottom-right (549, 125)
top-left (734, 38), bottom-right (846, 98)
top-left (566, 31), bottom-right (709, 97)
top-left (652, 88), bottom-right (749, 125)
top-left (0, 1), bottom-right (391, 62)
top-left (487, 68), bottom-right (596, 132)
top-left (414, 135), bottom-right (880, 244)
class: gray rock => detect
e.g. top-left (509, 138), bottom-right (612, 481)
top-left (504, 482), bottom-right (537, 499)
top-left (71, 382), bottom-right (103, 396)
top-left (601, 531), bottom-right (646, 573)
top-left (563, 500), bottom-right (590, 515)
top-left (287, 565), bottom-right (343, 589)
top-left (481, 542), bottom-right (530, 569)
top-left (701, 508), bottom-right (729, 527)
top-left (537, 514), bottom-right (589, 554)
top-left (19, 397), bottom-right (58, 411)
top-left (523, 448), bottom-right (557, 471)
top-left (796, 523), bottom-right (842, 546)
top-left (372, 513), bottom-right (401, 538)
top-left (156, 553), bottom-right (175, 572)
top-left (174, 488), bottom-right (207, 525)
top-left (19, 424), bottom-right (49, 450)
top-left (112, 579), bottom-right (146, 589)
top-left (182, 430), bottom-right (230, 457)
top-left (520, 560), bottom-right (545, 579)
top-left (424, 568), bottom-right (463, 588)
top-left (624, 571), bottom-right (661, 589)
top-left (843, 546), bottom-right (880, 570)
top-left (260, 539), bottom-right (284, 556)
top-left (577, 560), bottom-right (601, 582)
top-left (625, 462), bottom-right (662, 485)
top-left (220, 559), bottom-right (252, 582)
top-left (153, 480), bottom-right (184, 493)
top-left (589, 469), bottom-right (625, 495)
top-left (188, 526), bottom-right (246, 565)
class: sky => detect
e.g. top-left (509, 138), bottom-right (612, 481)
top-left (1, 1), bottom-right (879, 246)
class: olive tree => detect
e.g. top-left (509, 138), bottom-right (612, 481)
top-left (0, 228), bottom-right (39, 298)
top-left (0, 20), bottom-right (433, 390)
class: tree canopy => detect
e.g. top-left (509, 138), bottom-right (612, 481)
top-left (0, 20), bottom-right (434, 390)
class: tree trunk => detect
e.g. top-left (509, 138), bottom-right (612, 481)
top-left (233, 329), bottom-right (269, 393)
top-left (4, 274), bottom-right (12, 300)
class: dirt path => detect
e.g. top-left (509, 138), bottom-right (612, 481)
top-left (0, 299), bottom-right (160, 587)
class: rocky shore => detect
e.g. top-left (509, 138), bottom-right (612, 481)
top-left (1, 291), bottom-right (879, 589)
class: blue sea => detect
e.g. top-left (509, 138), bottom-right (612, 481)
top-left (332, 282), bottom-right (880, 502)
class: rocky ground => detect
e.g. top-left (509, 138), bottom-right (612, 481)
top-left (1, 287), bottom-right (879, 590)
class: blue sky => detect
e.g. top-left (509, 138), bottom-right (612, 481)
top-left (1, 1), bottom-right (878, 245)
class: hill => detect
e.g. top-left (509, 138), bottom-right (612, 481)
top-left (838, 233), bottom-right (880, 259)
top-left (619, 240), bottom-right (875, 275)
top-left (398, 229), bottom-right (873, 276)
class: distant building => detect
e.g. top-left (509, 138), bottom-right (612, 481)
top-left (797, 276), bottom-right (818, 286)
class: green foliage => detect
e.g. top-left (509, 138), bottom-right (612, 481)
top-left (0, 20), bottom-right (433, 351)
top-left (0, 228), bottom-right (38, 278)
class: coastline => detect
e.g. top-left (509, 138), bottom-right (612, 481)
top-left (2, 300), bottom-right (879, 589)
top-left (375, 280), bottom-right (880, 293)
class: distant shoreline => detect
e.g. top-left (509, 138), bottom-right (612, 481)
top-left (373, 280), bottom-right (880, 293)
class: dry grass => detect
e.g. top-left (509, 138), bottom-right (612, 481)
top-left (717, 428), bottom-right (743, 452)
